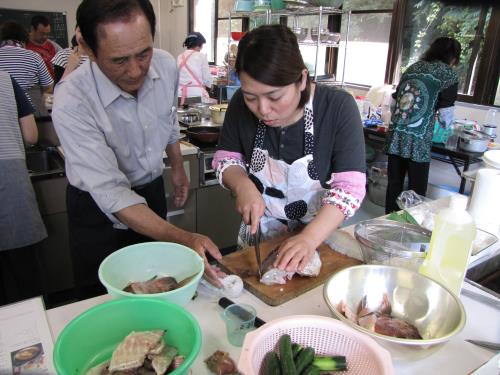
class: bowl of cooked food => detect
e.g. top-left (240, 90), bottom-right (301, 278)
top-left (98, 242), bottom-right (204, 306)
top-left (324, 265), bottom-right (466, 361)
top-left (53, 298), bottom-right (201, 375)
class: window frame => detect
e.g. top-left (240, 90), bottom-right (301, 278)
top-left (387, 0), bottom-right (500, 106)
top-left (189, 0), bottom-right (500, 106)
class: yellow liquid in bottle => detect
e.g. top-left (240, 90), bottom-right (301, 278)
top-left (419, 205), bottom-right (476, 295)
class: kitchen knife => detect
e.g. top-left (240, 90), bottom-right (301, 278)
top-left (218, 297), bottom-right (266, 328)
top-left (466, 339), bottom-right (500, 351)
top-left (254, 222), bottom-right (263, 278)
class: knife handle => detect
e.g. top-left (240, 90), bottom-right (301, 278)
top-left (218, 297), bottom-right (266, 328)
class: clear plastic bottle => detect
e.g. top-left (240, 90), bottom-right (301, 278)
top-left (419, 195), bottom-right (476, 295)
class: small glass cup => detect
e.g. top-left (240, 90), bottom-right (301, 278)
top-left (222, 303), bottom-right (256, 347)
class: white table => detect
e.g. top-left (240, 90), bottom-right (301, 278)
top-left (47, 273), bottom-right (500, 375)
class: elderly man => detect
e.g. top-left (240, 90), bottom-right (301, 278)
top-left (26, 16), bottom-right (61, 79)
top-left (52, 0), bottom-right (222, 300)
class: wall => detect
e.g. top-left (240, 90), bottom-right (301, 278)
top-left (1, 0), bottom-right (189, 57)
top-left (1, 0), bottom-right (80, 43)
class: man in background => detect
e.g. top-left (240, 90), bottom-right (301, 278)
top-left (26, 15), bottom-right (60, 79)
top-left (0, 20), bottom-right (53, 102)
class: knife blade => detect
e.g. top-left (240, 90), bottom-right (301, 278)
top-left (466, 339), bottom-right (500, 351)
top-left (254, 222), bottom-right (263, 279)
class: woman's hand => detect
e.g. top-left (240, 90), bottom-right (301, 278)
top-left (222, 165), bottom-right (265, 234)
top-left (273, 233), bottom-right (318, 272)
top-left (274, 205), bottom-right (346, 272)
top-left (234, 181), bottom-right (265, 234)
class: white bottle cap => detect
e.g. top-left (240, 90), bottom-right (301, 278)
top-left (449, 194), bottom-right (468, 211)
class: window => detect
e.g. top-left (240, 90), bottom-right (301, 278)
top-left (190, 0), bottom-right (500, 105)
top-left (286, 15), bottom-right (329, 77)
top-left (400, 1), bottom-right (493, 101)
top-left (337, 11), bottom-right (393, 86)
top-left (192, 0), bottom-right (216, 62)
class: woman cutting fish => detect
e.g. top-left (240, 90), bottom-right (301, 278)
top-left (212, 25), bottom-right (366, 273)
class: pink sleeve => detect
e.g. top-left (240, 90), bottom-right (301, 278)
top-left (212, 150), bottom-right (247, 188)
top-left (212, 150), bottom-right (246, 170)
top-left (322, 171), bottom-right (367, 218)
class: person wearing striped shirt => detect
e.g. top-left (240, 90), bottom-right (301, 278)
top-left (51, 34), bottom-right (89, 84)
top-left (0, 20), bottom-right (53, 102)
top-left (0, 71), bottom-right (47, 306)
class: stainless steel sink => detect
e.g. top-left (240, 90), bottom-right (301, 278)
top-left (25, 147), bottom-right (65, 177)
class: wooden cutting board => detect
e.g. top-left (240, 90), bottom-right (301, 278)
top-left (217, 232), bottom-right (362, 306)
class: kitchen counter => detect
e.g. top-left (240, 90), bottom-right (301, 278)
top-left (46, 270), bottom-right (499, 374)
top-left (46, 201), bottom-right (500, 374)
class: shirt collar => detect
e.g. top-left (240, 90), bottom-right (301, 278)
top-left (91, 58), bottom-right (161, 108)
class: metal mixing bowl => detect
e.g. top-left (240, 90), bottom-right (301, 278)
top-left (323, 265), bottom-right (466, 361)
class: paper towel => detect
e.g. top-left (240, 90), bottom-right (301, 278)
top-left (468, 168), bottom-right (500, 234)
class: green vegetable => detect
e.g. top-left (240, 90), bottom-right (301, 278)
top-left (278, 334), bottom-right (296, 375)
top-left (301, 364), bottom-right (320, 375)
top-left (261, 351), bottom-right (281, 375)
top-left (386, 210), bottom-right (419, 225)
top-left (292, 343), bottom-right (303, 358)
top-left (294, 347), bottom-right (315, 374)
top-left (312, 356), bottom-right (347, 372)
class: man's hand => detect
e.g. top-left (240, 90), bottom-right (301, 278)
top-left (183, 233), bottom-right (223, 288)
top-left (171, 164), bottom-right (189, 207)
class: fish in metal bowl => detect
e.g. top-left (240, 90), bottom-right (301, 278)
top-left (323, 265), bottom-right (466, 361)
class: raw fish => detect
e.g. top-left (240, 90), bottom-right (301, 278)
top-left (259, 249), bottom-right (322, 285)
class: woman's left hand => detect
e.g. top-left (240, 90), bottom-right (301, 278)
top-left (273, 233), bottom-right (318, 272)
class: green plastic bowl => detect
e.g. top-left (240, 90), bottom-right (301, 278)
top-left (98, 242), bottom-right (204, 306)
top-left (53, 298), bottom-right (201, 375)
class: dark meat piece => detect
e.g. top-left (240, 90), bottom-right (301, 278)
top-left (205, 350), bottom-right (238, 375)
top-left (123, 277), bottom-right (179, 294)
top-left (374, 315), bottom-right (422, 339)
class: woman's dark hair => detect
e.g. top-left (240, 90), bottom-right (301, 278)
top-left (183, 31), bottom-right (206, 49)
top-left (30, 15), bottom-right (50, 30)
top-left (71, 35), bottom-right (78, 48)
top-left (77, 0), bottom-right (156, 56)
top-left (235, 24), bottom-right (310, 108)
top-left (0, 20), bottom-right (28, 44)
top-left (421, 37), bottom-right (461, 65)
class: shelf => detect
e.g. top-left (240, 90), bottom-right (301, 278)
top-left (230, 6), bottom-right (345, 18)
top-left (298, 40), bottom-right (340, 47)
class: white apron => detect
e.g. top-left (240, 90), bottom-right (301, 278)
top-left (178, 50), bottom-right (208, 106)
top-left (238, 97), bottom-right (324, 248)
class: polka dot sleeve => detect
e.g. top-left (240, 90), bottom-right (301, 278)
top-left (322, 171), bottom-right (366, 218)
top-left (213, 150), bottom-right (247, 188)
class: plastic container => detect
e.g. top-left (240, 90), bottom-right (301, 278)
top-left (53, 298), bottom-right (202, 375)
top-left (238, 315), bottom-right (393, 375)
top-left (234, 0), bottom-right (254, 12)
top-left (419, 195), bottom-right (476, 295)
top-left (98, 242), bottom-right (204, 306)
top-left (354, 219), bottom-right (431, 271)
top-left (226, 85), bottom-right (240, 101)
top-left (432, 119), bottom-right (452, 144)
top-left (445, 122), bottom-right (459, 149)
